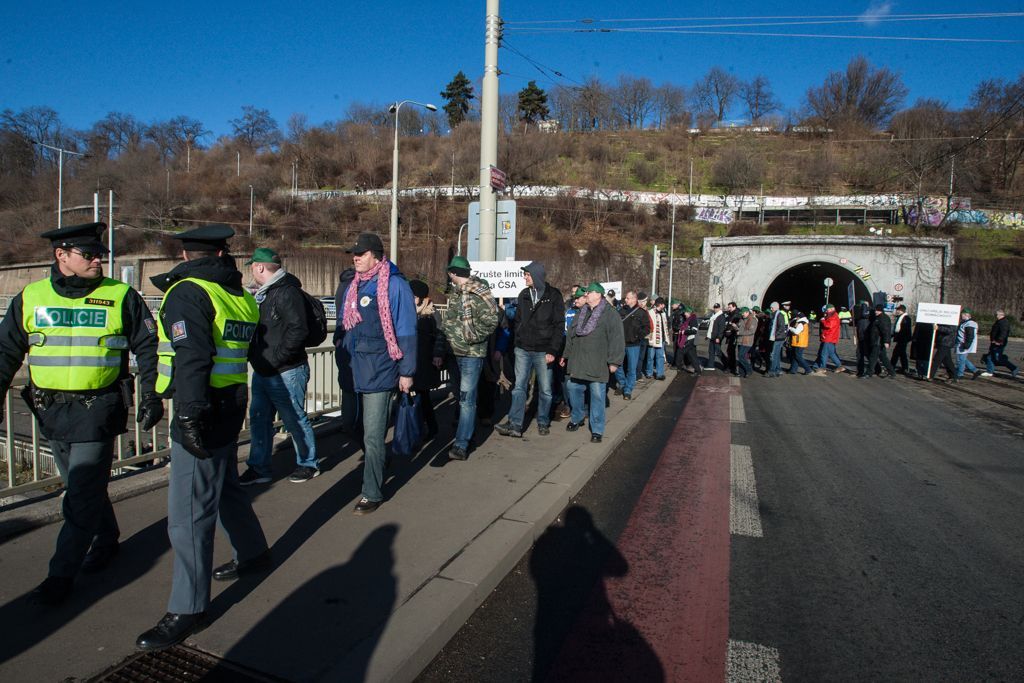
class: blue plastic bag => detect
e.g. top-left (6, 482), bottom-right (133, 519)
top-left (391, 392), bottom-right (423, 457)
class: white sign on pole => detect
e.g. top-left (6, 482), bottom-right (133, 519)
top-left (916, 302), bottom-right (961, 325)
top-left (892, 279), bottom-right (906, 295)
top-left (470, 260), bottom-right (530, 298)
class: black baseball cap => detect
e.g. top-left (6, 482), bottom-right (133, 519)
top-left (345, 232), bottom-right (385, 256)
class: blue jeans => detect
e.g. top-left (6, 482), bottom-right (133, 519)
top-left (567, 379), bottom-right (607, 435)
top-left (769, 340), bottom-right (785, 375)
top-left (816, 342), bottom-right (843, 370)
top-left (645, 345), bottom-right (666, 377)
top-left (508, 348), bottom-right (553, 429)
top-left (455, 356), bottom-right (484, 450)
top-left (359, 390), bottom-right (394, 502)
top-left (737, 345), bottom-right (753, 377)
top-left (248, 364), bottom-right (318, 475)
top-left (956, 353), bottom-right (978, 377)
top-left (984, 344), bottom-right (1018, 374)
top-left (788, 347), bottom-right (813, 373)
top-left (614, 345), bottom-right (641, 396)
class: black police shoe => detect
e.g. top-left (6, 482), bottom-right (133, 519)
top-left (590, 434), bottom-right (603, 443)
top-left (566, 421), bottom-right (583, 432)
top-left (136, 612), bottom-right (209, 651)
top-left (213, 549), bottom-right (272, 581)
top-left (81, 543), bottom-right (119, 574)
top-left (29, 576), bottom-right (73, 606)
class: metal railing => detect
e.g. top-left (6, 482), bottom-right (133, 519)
top-left (0, 344), bottom-right (344, 502)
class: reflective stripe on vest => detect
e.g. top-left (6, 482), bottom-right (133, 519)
top-left (21, 278), bottom-right (130, 391)
top-left (156, 277), bottom-right (258, 393)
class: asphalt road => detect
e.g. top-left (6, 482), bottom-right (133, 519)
top-left (417, 368), bottom-right (1024, 682)
top-left (416, 374), bottom-right (697, 683)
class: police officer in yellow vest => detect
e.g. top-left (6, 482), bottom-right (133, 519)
top-left (0, 222), bottom-right (162, 606)
top-left (135, 224), bottom-right (269, 651)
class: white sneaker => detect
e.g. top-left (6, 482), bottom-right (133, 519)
top-left (980, 372), bottom-right (993, 377)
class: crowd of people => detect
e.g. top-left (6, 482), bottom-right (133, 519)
top-left (678, 298), bottom-right (1021, 384)
top-left (0, 222), bottom-right (1020, 653)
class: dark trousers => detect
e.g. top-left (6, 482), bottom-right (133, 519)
top-left (856, 343), bottom-right (870, 376)
top-left (167, 440), bottom-right (268, 614)
top-left (677, 344), bottom-right (702, 373)
top-left (890, 341), bottom-right (910, 372)
top-left (935, 347), bottom-right (957, 378)
top-left (726, 340), bottom-right (737, 373)
top-left (788, 347), bottom-right (813, 374)
top-left (49, 439), bottom-right (119, 578)
top-left (868, 343), bottom-right (895, 375)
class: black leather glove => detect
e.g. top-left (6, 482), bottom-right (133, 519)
top-left (176, 414), bottom-right (211, 459)
top-left (136, 393), bottom-right (164, 431)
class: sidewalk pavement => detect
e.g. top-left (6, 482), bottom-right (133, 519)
top-left (0, 372), bottom-right (675, 683)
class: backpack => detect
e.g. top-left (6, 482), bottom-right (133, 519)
top-left (300, 291), bottom-right (328, 347)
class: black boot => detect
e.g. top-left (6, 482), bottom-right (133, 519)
top-left (136, 612), bottom-right (209, 651)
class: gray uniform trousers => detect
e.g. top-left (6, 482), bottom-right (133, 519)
top-left (49, 439), bottom-right (119, 578)
top-left (166, 440), bottom-right (268, 615)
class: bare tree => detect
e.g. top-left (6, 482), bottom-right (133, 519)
top-left (653, 83), bottom-right (689, 129)
top-left (344, 102), bottom-right (390, 127)
top-left (692, 67), bottom-right (740, 123)
top-left (577, 77), bottom-right (613, 131)
top-left (741, 76), bottom-right (780, 124)
top-left (889, 99), bottom-right (955, 197)
top-left (712, 144), bottom-right (764, 194)
top-left (230, 106), bottom-right (281, 151)
top-left (964, 76), bottom-right (1024, 192)
top-left (804, 55), bottom-right (908, 130)
top-left (612, 75), bottom-right (656, 129)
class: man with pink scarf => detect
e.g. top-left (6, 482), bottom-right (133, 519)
top-left (333, 232), bottom-right (417, 515)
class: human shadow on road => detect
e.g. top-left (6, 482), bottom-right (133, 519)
top-left (216, 524), bottom-right (398, 682)
top-left (0, 517), bottom-right (170, 666)
top-left (530, 505), bottom-right (663, 683)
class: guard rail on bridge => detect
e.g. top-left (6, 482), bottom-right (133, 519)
top-left (0, 344), bottom-right (346, 502)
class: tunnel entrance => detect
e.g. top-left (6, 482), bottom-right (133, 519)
top-left (761, 262), bottom-right (872, 316)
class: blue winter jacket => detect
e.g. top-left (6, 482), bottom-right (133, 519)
top-left (333, 262), bottom-right (417, 393)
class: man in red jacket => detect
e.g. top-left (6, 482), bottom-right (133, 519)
top-left (814, 304), bottom-right (848, 373)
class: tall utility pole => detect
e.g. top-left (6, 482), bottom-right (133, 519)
top-left (477, 0), bottom-right (501, 260)
top-left (668, 202), bottom-right (676, 304)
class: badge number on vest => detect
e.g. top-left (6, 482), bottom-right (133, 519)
top-left (223, 319), bottom-right (256, 342)
top-left (35, 307), bottom-right (107, 328)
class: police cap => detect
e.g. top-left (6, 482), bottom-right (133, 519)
top-left (39, 222), bottom-right (109, 254)
top-left (173, 224), bottom-right (235, 252)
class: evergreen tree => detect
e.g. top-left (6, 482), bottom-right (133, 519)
top-left (441, 71), bottom-right (475, 128)
top-left (517, 81), bottom-right (550, 123)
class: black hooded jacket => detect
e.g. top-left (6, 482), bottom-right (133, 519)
top-left (154, 255), bottom-right (250, 448)
top-left (248, 271), bottom-right (310, 377)
top-left (0, 263), bottom-right (159, 442)
top-left (514, 263), bottom-right (564, 355)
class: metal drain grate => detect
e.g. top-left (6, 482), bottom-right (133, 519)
top-left (91, 644), bottom-right (283, 682)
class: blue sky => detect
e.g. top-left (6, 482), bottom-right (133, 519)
top-left (2, 1), bottom-right (1022, 137)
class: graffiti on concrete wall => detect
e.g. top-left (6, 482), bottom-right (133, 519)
top-left (988, 211), bottom-right (1024, 228)
top-left (946, 209), bottom-right (990, 225)
top-left (695, 207), bottom-right (734, 224)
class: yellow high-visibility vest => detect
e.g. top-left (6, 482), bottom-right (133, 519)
top-left (156, 278), bottom-right (257, 394)
top-left (22, 278), bottom-right (130, 391)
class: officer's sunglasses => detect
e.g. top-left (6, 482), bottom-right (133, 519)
top-left (70, 248), bottom-right (103, 262)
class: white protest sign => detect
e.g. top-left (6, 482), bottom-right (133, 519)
top-left (470, 261), bottom-right (530, 298)
top-left (600, 281), bottom-right (623, 297)
top-left (916, 302), bottom-right (961, 325)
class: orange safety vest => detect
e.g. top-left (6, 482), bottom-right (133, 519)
top-left (791, 321), bottom-right (810, 348)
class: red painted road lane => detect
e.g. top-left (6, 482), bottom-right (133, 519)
top-left (547, 375), bottom-right (734, 682)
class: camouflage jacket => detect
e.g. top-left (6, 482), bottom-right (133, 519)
top-left (441, 276), bottom-right (499, 358)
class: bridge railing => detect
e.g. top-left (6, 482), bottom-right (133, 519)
top-left (0, 344), bottom-right (345, 502)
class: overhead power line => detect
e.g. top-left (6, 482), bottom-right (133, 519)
top-left (504, 12), bottom-right (1024, 26)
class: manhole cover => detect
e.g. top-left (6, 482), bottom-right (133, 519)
top-left (90, 644), bottom-right (282, 682)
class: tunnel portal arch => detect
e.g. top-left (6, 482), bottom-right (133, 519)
top-left (761, 261), bottom-right (872, 315)
top-left (702, 235), bottom-right (954, 313)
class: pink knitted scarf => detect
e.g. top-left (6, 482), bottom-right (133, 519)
top-left (342, 259), bottom-right (403, 361)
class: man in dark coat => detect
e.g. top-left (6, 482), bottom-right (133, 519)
top-left (982, 309), bottom-right (1019, 378)
top-left (864, 304), bottom-right (896, 379)
top-left (496, 262), bottom-right (563, 438)
top-left (890, 304), bottom-right (913, 374)
top-left (854, 301), bottom-right (874, 377)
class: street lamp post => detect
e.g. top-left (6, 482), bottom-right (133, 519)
top-left (32, 140), bottom-right (86, 229)
top-left (456, 222), bottom-right (469, 256)
top-left (249, 185), bottom-right (254, 237)
top-left (389, 99), bottom-right (437, 263)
